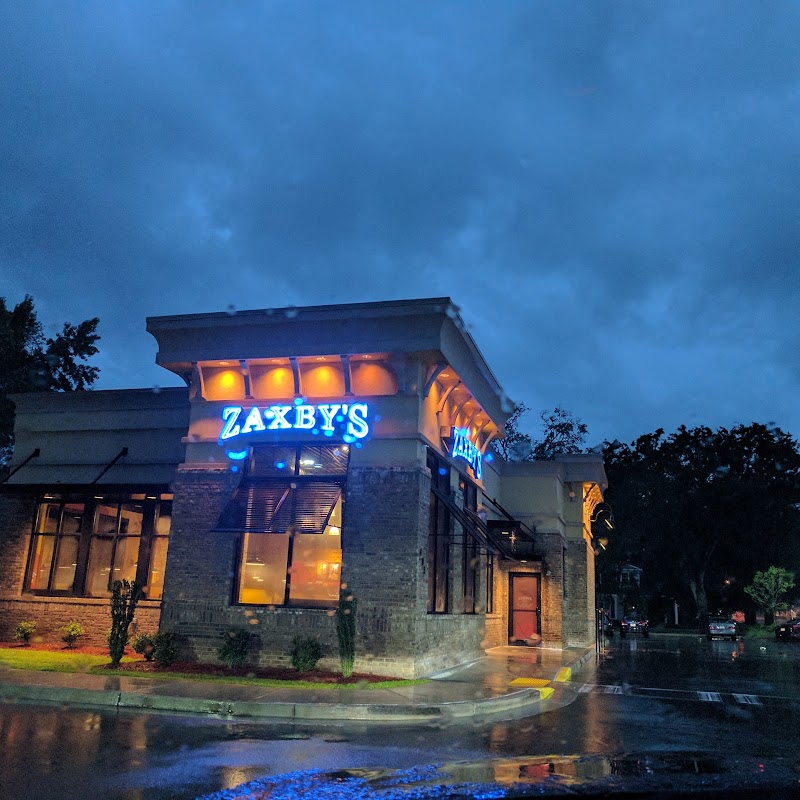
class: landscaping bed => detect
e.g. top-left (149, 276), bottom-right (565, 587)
top-left (99, 659), bottom-right (406, 684)
top-left (0, 642), bottom-right (112, 656)
top-left (0, 643), bottom-right (417, 686)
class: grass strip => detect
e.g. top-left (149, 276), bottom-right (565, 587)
top-left (0, 648), bottom-right (134, 673)
top-left (0, 647), bottom-right (427, 689)
top-left (91, 667), bottom-right (428, 690)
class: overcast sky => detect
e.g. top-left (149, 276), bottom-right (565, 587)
top-left (3, 1), bottom-right (799, 446)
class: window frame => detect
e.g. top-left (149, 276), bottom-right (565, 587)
top-left (460, 476), bottom-right (479, 615)
top-left (232, 444), bottom-right (348, 609)
top-left (427, 450), bottom-right (453, 614)
top-left (23, 488), bottom-right (173, 600)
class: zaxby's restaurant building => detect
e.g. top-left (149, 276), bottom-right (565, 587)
top-left (0, 299), bottom-right (606, 677)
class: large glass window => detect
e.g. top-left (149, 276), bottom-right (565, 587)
top-left (461, 477), bottom-right (478, 614)
top-left (427, 451), bottom-right (453, 613)
top-left (25, 492), bottom-right (172, 599)
top-left (227, 444), bottom-right (347, 608)
top-left (26, 499), bottom-right (84, 593)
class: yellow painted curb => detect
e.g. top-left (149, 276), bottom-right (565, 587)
top-left (554, 667), bottom-right (572, 682)
top-left (536, 687), bottom-right (554, 700)
top-left (508, 677), bottom-right (550, 688)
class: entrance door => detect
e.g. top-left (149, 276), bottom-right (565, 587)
top-left (509, 573), bottom-right (541, 642)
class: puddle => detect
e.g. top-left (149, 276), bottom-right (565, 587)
top-left (199, 752), bottom-right (792, 799)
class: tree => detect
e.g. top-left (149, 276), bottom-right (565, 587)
top-left (492, 403), bottom-right (534, 461)
top-left (603, 424), bottom-right (800, 625)
top-left (108, 579), bottom-right (141, 667)
top-left (493, 404), bottom-right (588, 462)
top-left (531, 406), bottom-right (589, 460)
top-left (744, 567), bottom-right (795, 624)
top-left (0, 295), bottom-right (100, 465)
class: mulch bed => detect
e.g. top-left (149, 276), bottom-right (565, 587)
top-left (1, 642), bottom-right (111, 656)
top-left (1, 642), bottom-right (401, 684)
top-left (103, 660), bottom-right (398, 684)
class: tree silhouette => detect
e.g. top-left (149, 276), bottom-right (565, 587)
top-left (0, 295), bottom-right (100, 465)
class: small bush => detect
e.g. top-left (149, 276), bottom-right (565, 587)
top-left (743, 624), bottom-right (777, 639)
top-left (132, 632), bottom-right (156, 661)
top-left (153, 629), bottom-right (179, 666)
top-left (60, 621), bottom-right (85, 648)
top-left (336, 586), bottom-right (357, 678)
top-left (14, 620), bottom-right (37, 646)
top-left (218, 628), bottom-right (252, 668)
top-left (290, 635), bottom-right (322, 672)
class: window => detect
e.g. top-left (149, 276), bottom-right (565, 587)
top-left (26, 498), bottom-right (84, 594)
top-left (427, 450), bottom-right (453, 613)
top-left (460, 476), bottom-right (478, 614)
top-left (25, 492), bottom-right (172, 599)
top-left (486, 553), bottom-right (495, 614)
top-left (223, 444), bottom-right (347, 608)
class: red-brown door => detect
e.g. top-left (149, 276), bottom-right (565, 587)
top-left (509, 573), bottom-right (541, 641)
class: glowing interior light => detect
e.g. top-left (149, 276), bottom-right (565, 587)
top-left (329, 527), bottom-right (340, 536)
top-left (226, 450), bottom-right (248, 461)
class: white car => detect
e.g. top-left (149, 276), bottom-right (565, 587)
top-left (707, 617), bottom-right (737, 641)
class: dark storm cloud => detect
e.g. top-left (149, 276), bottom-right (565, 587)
top-left (2, 1), bottom-right (798, 442)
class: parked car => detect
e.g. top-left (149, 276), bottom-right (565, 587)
top-left (621, 613), bottom-right (649, 637)
top-left (775, 619), bottom-right (800, 642)
top-left (707, 617), bottom-right (737, 641)
top-left (599, 612), bottom-right (614, 637)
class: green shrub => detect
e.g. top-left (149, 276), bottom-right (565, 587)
top-left (290, 635), bottom-right (322, 672)
top-left (108, 580), bottom-right (142, 666)
top-left (14, 620), bottom-right (37, 646)
top-left (218, 628), bottom-right (252, 668)
top-left (153, 629), bottom-right (179, 666)
top-left (743, 624), bottom-right (777, 639)
top-left (336, 586), bottom-right (357, 678)
top-left (60, 621), bottom-right (85, 648)
top-left (132, 632), bottom-right (156, 661)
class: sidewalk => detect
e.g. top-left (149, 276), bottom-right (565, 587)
top-left (0, 645), bottom-right (596, 724)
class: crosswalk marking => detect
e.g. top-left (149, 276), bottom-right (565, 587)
top-left (734, 693), bottom-right (762, 705)
top-left (576, 683), bottom-right (785, 707)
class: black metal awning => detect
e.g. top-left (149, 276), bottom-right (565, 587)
top-left (430, 483), bottom-right (534, 561)
top-left (215, 478), bottom-right (342, 533)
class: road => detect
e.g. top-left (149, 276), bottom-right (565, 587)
top-left (2, 633), bottom-right (800, 799)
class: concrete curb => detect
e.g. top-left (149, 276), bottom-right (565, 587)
top-left (0, 647), bottom-right (596, 723)
top-left (0, 681), bottom-right (549, 723)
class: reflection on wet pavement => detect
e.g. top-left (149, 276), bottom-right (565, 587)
top-left (199, 751), bottom-right (800, 799)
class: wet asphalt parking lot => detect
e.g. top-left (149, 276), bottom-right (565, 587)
top-left (2, 632), bottom-right (800, 799)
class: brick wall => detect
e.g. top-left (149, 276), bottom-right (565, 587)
top-left (0, 491), bottom-right (36, 601)
top-left (343, 466), bottom-right (489, 677)
top-left (159, 464), bottom-right (495, 678)
top-left (486, 531), bottom-right (570, 649)
top-left (160, 466), bottom-right (436, 677)
top-left (0, 597), bottom-right (161, 645)
top-left (563, 537), bottom-right (594, 645)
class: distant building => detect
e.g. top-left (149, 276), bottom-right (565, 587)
top-left (0, 298), bottom-right (607, 677)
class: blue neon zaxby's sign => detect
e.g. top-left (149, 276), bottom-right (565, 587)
top-left (451, 426), bottom-right (482, 480)
top-left (220, 401), bottom-right (370, 445)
